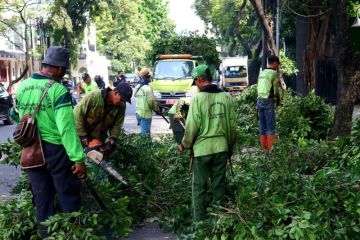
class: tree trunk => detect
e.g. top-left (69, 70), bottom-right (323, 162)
top-left (330, 0), bottom-right (360, 136)
top-left (249, 0), bottom-right (276, 55)
top-left (248, 41), bottom-right (262, 85)
top-left (249, 0), bottom-right (287, 89)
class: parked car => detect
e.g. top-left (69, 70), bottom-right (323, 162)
top-left (125, 73), bottom-right (139, 87)
top-left (0, 83), bottom-right (14, 125)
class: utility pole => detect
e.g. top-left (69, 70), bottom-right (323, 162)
top-left (262, 0), bottom-right (268, 68)
top-left (276, 0), bottom-right (280, 55)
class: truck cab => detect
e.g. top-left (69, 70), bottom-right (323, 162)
top-left (220, 56), bottom-right (248, 95)
top-left (151, 54), bottom-right (204, 111)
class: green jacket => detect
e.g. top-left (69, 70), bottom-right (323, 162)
top-left (257, 69), bottom-right (280, 99)
top-left (16, 73), bottom-right (84, 163)
top-left (182, 85), bottom-right (237, 157)
top-left (168, 97), bottom-right (191, 119)
top-left (81, 81), bottom-right (99, 94)
top-left (134, 84), bottom-right (156, 119)
top-left (73, 88), bottom-right (125, 141)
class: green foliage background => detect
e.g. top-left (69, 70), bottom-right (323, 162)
top-left (1, 86), bottom-right (359, 239)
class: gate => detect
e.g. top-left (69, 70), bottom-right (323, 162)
top-left (315, 59), bottom-right (337, 104)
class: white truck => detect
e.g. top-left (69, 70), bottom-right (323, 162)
top-left (220, 56), bottom-right (248, 94)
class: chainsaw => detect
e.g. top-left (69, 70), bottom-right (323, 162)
top-left (84, 144), bottom-right (128, 186)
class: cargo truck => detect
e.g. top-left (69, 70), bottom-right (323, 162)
top-left (151, 54), bottom-right (205, 111)
top-left (220, 56), bottom-right (248, 94)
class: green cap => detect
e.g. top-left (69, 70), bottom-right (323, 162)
top-left (191, 64), bottom-right (211, 80)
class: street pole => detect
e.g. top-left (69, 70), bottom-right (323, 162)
top-left (262, 0), bottom-right (267, 68)
top-left (276, 0), bottom-right (280, 55)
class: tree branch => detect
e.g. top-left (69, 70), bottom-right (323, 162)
top-left (11, 66), bottom-right (29, 85)
top-left (0, 33), bottom-right (26, 53)
top-left (0, 19), bottom-right (26, 41)
top-left (249, 0), bottom-right (277, 55)
top-left (287, 0), bottom-right (332, 19)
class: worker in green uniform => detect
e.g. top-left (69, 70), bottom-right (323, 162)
top-left (15, 47), bottom-right (86, 236)
top-left (73, 82), bottom-right (132, 148)
top-left (257, 55), bottom-right (281, 152)
top-left (78, 72), bottom-right (99, 95)
top-left (168, 86), bottom-right (198, 144)
top-left (134, 68), bottom-right (158, 135)
top-left (177, 65), bottom-right (237, 222)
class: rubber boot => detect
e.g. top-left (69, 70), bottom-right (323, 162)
top-left (267, 135), bottom-right (277, 151)
top-left (260, 135), bottom-right (267, 151)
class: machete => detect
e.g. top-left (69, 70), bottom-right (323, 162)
top-left (160, 112), bottom-right (170, 124)
top-left (86, 149), bottom-right (128, 186)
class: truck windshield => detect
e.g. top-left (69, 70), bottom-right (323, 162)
top-left (154, 60), bottom-right (194, 80)
top-left (224, 66), bottom-right (247, 78)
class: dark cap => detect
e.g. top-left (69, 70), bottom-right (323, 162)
top-left (82, 72), bottom-right (90, 80)
top-left (42, 46), bottom-right (70, 68)
top-left (115, 82), bottom-right (133, 104)
top-left (268, 55), bottom-right (280, 65)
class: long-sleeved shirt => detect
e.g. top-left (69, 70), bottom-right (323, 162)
top-left (81, 81), bottom-right (99, 94)
top-left (73, 88), bottom-right (125, 141)
top-left (16, 73), bottom-right (84, 163)
top-left (182, 85), bottom-right (237, 157)
top-left (134, 84), bottom-right (156, 119)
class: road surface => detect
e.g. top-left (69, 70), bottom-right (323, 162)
top-left (0, 95), bottom-right (176, 239)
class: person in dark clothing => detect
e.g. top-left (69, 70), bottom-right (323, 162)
top-left (62, 74), bottom-right (77, 106)
top-left (15, 47), bottom-right (86, 237)
top-left (94, 75), bottom-right (106, 90)
top-left (113, 70), bottom-right (126, 87)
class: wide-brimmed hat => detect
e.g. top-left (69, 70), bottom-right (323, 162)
top-left (138, 68), bottom-right (151, 78)
top-left (115, 82), bottom-right (133, 104)
top-left (42, 47), bottom-right (70, 68)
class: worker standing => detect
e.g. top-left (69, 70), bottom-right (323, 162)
top-left (78, 73), bottom-right (99, 95)
top-left (134, 68), bottom-right (158, 135)
top-left (177, 65), bottom-right (236, 222)
top-left (15, 47), bottom-right (86, 236)
top-left (168, 86), bottom-right (198, 144)
top-left (257, 55), bottom-right (281, 152)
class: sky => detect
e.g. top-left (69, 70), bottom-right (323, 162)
top-left (168, 0), bottom-right (206, 34)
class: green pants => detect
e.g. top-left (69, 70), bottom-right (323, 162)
top-left (192, 152), bottom-right (228, 222)
top-left (169, 114), bottom-right (185, 145)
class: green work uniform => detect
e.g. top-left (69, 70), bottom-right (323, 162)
top-left (73, 88), bottom-right (125, 142)
top-left (134, 84), bottom-right (156, 119)
top-left (182, 85), bottom-right (236, 221)
top-left (81, 81), bottom-right (99, 94)
top-left (168, 97), bottom-right (190, 144)
top-left (257, 69), bottom-right (280, 99)
top-left (16, 73), bottom-right (84, 163)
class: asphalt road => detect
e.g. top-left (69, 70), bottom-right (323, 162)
top-left (0, 95), bottom-right (176, 239)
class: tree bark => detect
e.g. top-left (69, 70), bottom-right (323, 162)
top-left (234, 1), bottom-right (262, 85)
top-left (249, 0), bottom-right (276, 55)
top-left (248, 41), bottom-right (262, 85)
top-left (249, 0), bottom-right (286, 89)
top-left (330, 0), bottom-right (360, 136)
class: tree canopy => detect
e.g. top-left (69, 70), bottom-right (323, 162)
top-left (94, 0), bottom-right (175, 73)
top-left (148, 32), bottom-right (220, 68)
